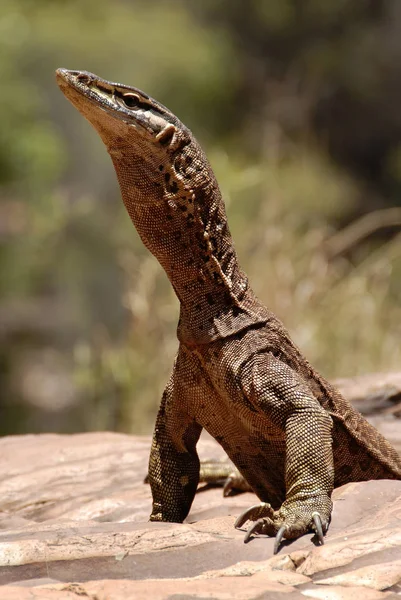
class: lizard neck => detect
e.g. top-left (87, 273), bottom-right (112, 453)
top-left (110, 138), bottom-right (269, 344)
top-left (55, 69), bottom-right (269, 343)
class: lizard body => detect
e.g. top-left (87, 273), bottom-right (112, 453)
top-left (56, 69), bottom-right (401, 551)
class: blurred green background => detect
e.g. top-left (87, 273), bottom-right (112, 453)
top-left (1, 0), bottom-right (401, 435)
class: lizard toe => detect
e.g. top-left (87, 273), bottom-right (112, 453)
top-left (223, 471), bottom-right (252, 496)
top-left (234, 502), bottom-right (273, 529)
top-left (244, 517), bottom-right (272, 542)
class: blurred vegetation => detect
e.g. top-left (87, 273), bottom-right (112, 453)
top-left (0, 0), bottom-right (400, 435)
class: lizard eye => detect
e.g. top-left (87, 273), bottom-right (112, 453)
top-left (122, 93), bottom-right (140, 109)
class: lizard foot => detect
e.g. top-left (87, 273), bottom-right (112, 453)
top-left (223, 471), bottom-right (253, 497)
top-left (197, 461), bottom-right (252, 495)
top-left (235, 497), bottom-right (332, 554)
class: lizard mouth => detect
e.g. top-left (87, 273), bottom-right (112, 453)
top-left (56, 68), bottom-right (173, 140)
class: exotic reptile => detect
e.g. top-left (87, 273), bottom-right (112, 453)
top-left (56, 69), bottom-right (401, 553)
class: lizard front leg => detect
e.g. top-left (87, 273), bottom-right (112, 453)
top-left (149, 359), bottom-right (202, 523)
top-left (236, 354), bottom-right (334, 551)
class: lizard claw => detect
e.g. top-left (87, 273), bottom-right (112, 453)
top-left (223, 477), bottom-right (235, 497)
top-left (244, 518), bottom-right (265, 543)
top-left (312, 512), bottom-right (325, 546)
top-left (274, 525), bottom-right (287, 554)
top-left (235, 502), bottom-right (272, 529)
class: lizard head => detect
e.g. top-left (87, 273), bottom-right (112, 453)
top-left (56, 68), bottom-right (201, 205)
top-left (56, 69), bottom-right (189, 148)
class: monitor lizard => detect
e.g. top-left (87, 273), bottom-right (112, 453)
top-left (56, 68), bottom-right (401, 554)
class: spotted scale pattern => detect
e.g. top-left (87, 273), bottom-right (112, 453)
top-left (57, 69), bottom-right (401, 546)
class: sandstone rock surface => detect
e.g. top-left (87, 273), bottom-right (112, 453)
top-left (0, 419), bottom-right (400, 599)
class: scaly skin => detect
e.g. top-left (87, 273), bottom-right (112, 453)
top-left (56, 69), bottom-right (401, 552)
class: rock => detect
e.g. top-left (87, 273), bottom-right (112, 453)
top-left (0, 429), bottom-right (400, 599)
top-left (334, 372), bottom-right (401, 417)
top-left (316, 559), bottom-right (401, 591)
